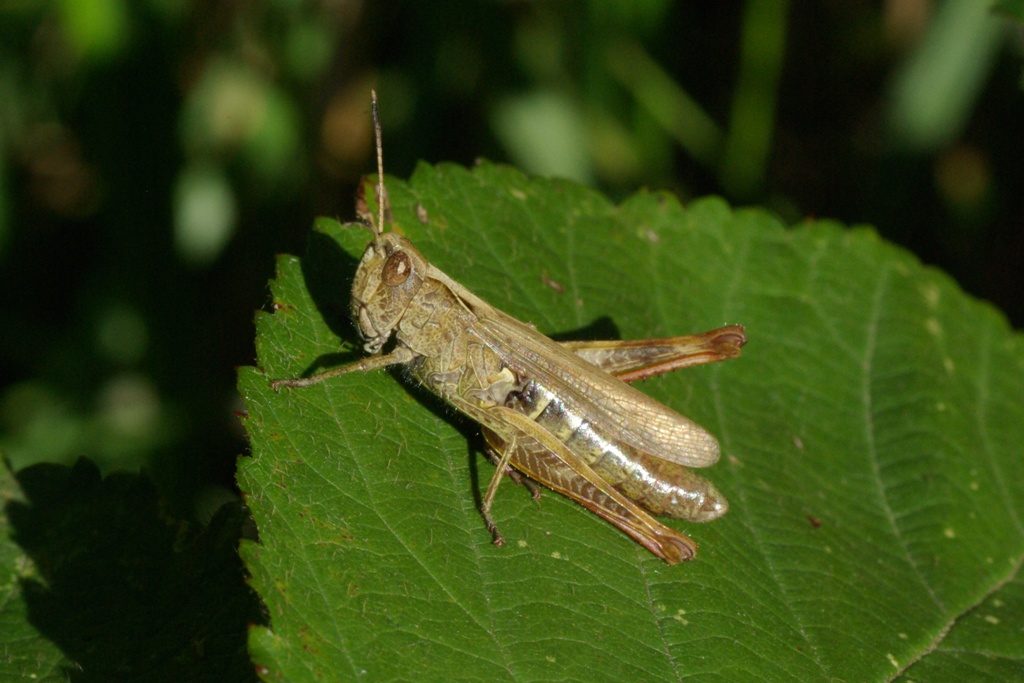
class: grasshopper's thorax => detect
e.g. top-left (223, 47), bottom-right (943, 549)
top-left (351, 232), bottom-right (430, 354)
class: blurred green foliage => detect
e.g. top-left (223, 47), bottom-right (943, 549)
top-left (0, 0), bottom-right (1021, 518)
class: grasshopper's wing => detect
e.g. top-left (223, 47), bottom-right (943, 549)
top-left (467, 306), bottom-right (723, 467)
top-left (424, 264), bottom-right (722, 467)
top-left (450, 396), bottom-right (697, 564)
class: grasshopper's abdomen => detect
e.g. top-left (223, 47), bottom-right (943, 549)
top-left (506, 381), bottom-right (728, 522)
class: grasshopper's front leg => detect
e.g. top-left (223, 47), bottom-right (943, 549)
top-left (269, 347), bottom-right (415, 390)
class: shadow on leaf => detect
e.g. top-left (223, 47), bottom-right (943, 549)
top-left (7, 459), bottom-right (263, 682)
top-left (301, 225), bottom-right (362, 343)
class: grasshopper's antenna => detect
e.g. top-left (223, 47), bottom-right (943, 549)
top-left (370, 90), bottom-right (385, 237)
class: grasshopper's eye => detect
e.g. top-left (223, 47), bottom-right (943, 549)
top-left (382, 251), bottom-right (412, 286)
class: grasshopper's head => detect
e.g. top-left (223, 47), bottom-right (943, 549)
top-left (350, 91), bottom-right (432, 354)
top-left (350, 231), bottom-right (429, 354)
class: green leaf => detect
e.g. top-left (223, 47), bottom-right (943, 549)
top-left (1, 460), bottom-right (261, 681)
top-left (0, 466), bottom-right (65, 682)
top-left (239, 161), bottom-right (1024, 682)
top-left (994, 0), bottom-right (1024, 24)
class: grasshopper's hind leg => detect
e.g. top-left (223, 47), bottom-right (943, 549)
top-left (560, 325), bottom-right (745, 381)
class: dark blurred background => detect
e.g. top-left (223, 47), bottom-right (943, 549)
top-left (1, 0), bottom-right (1021, 518)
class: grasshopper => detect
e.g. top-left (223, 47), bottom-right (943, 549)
top-left (270, 92), bottom-right (745, 564)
